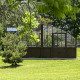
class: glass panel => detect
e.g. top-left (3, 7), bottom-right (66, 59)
top-left (36, 31), bottom-right (41, 47)
top-left (71, 37), bottom-right (76, 47)
top-left (43, 25), bottom-right (47, 47)
top-left (43, 25), bottom-right (52, 47)
top-left (36, 33), bottom-right (41, 47)
top-left (61, 34), bottom-right (65, 47)
top-left (67, 33), bottom-right (76, 47)
top-left (53, 34), bottom-right (58, 47)
top-left (58, 34), bottom-right (61, 47)
top-left (53, 34), bottom-right (65, 47)
top-left (48, 35), bottom-right (52, 47)
top-left (67, 33), bottom-right (71, 47)
top-left (48, 25), bottom-right (52, 47)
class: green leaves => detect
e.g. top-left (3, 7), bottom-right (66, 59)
top-left (10, 1), bottom-right (21, 10)
top-left (8, 0), bottom-right (80, 19)
top-left (1, 33), bottom-right (27, 65)
top-left (39, 17), bottom-right (53, 24)
top-left (36, 0), bottom-right (80, 19)
top-left (17, 11), bottom-right (40, 42)
top-left (8, 0), bottom-right (14, 5)
top-left (30, 33), bottom-right (40, 42)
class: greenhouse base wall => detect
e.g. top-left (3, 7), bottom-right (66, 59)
top-left (24, 47), bottom-right (76, 58)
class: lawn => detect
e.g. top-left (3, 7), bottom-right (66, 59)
top-left (0, 48), bottom-right (80, 80)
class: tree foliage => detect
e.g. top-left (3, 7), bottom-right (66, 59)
top-left (0, 33), bottom-right (27, 66)
top-left (18, 11), bottom-right (40, 42)
top-left (2, 0), bottom-right (80, 41)
top-left (0, 0), bottom-right (28, 28)
top-left (9, 0), bottom-right (80, 19)
top-left (37, 0), bottom-right (80, 19)
top-left (0, 23), bottom-right (4, 49)
top-left (35, 0), bottom-right (80, 38)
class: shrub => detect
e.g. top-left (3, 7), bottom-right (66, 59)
top-left (0, 33), bottom-right (27, 66)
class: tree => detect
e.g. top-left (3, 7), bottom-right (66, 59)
top-left (17, 11), bottom-right (40, 42)
top-left (50, 0), bottom-right (80, 38)
top-left (8, 0), bottom-right (80, 35)
top-left (36, 0), bottom-right (80, 19)
top-left (51, 15), bottom-right (80, 38)
top-left (9, 0), bottom-right (80, 18)
top-left (0, 33), bottom-right (27, 66)
top-left (0, 0), bottom-right (30, 28)
top-left (35, 0), bottom-right (80, 38)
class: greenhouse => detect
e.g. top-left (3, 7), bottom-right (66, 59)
top-left (25, 24), bottom-right (77, 58)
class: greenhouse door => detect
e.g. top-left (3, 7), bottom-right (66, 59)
top-left (52, 33), bottom-right (67, 47)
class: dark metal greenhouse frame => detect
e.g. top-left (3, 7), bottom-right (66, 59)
top-left (24, 24), bottom-right (77, 58)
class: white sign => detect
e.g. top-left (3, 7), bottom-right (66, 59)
top-left (7, 28), bottom-right (17, 31)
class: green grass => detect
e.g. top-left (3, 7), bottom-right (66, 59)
top-left (0, 48), bottom-right (80, 80)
